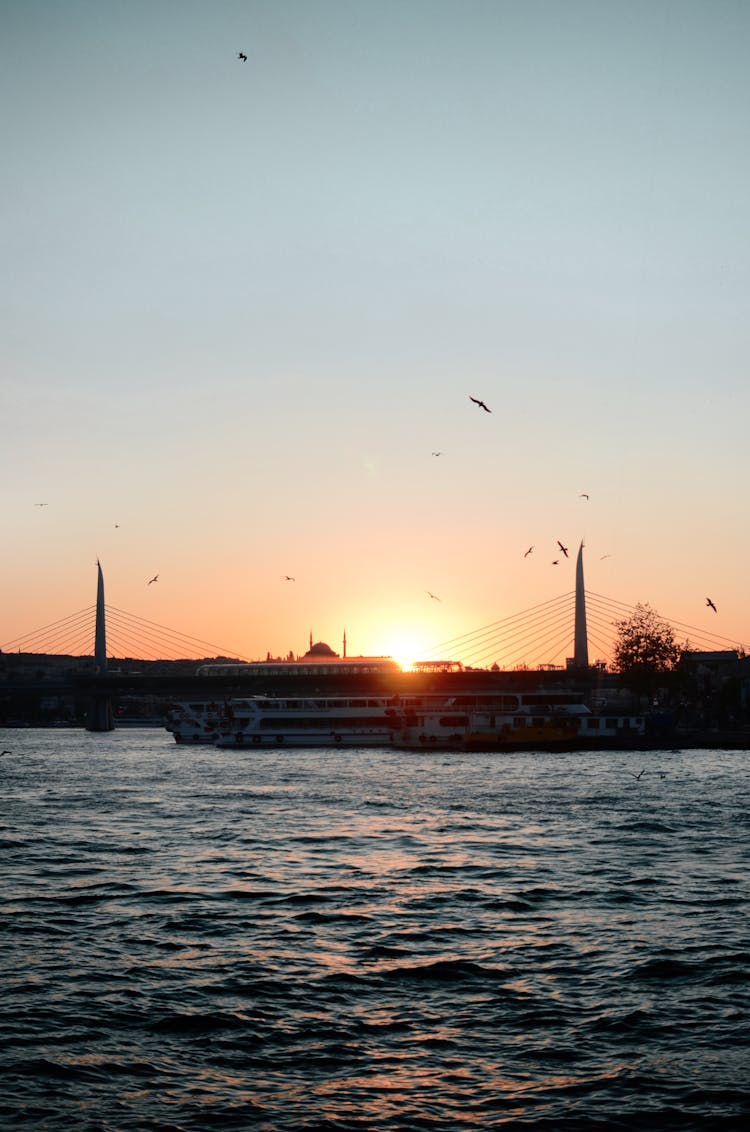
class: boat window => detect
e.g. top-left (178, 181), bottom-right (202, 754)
top-left (257, 716), bottom-right (390, 729)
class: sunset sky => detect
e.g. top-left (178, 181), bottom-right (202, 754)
top-left (3, 0), bottom-right (749, 666)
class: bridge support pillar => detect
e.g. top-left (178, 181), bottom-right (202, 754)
top-left (86, 692), bottom-right (114, 732)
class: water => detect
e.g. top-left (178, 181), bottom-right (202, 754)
top-left (1, 729), bottom-right (748, 1131)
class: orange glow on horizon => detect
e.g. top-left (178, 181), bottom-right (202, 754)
top-left (378, 634), bottom-right (433, 672)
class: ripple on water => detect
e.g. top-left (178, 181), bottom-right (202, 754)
top-left (1, 734), bottom-right (749, 1130)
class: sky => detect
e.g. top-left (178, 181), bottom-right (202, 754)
top-left (2, 0), bottom-right (749, 666)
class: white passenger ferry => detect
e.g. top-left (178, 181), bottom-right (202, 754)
top-left (214, 694), bottom-right (398, 748)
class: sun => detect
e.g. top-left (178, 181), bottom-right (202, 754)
top-left (385, 637), bottom-right (425, 672)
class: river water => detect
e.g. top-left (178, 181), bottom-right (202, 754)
top-left (1, 728), bottom-right (748, 1130)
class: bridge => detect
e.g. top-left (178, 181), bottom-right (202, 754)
top-left (2, 555), bottom-right (745, 730)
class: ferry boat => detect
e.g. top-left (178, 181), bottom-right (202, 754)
top-left (390, 692), bottom-right (592, 751)
top-left (214, 694), bottom-right (397, 748)
top-left (390, 693), bottom-right (645, 751)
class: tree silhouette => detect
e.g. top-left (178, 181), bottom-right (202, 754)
top-left (613, 602), bottom-right (684, 699)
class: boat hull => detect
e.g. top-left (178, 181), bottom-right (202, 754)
top-left (169, 730), bottom-right (221, 745)
top-left (393, 724), bottom-right (581, 752)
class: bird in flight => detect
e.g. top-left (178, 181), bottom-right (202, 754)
top-left (283, 575), bottom-right (295, 582)
top-left (0, 750), bottom-right (10, 757)
top-left (600, 554), bottom-right (612, 560)
top-left (431, 451), bottom-right (442, 456)
top-left (34, 502), bottom-right (48, 507)
top-left (237, 52), bottom-right (247, 61)
top-left (147, 574), bottom-right (159, 585)
top-left (580, 493), bottom-right (589, 500)
top-left (426, 590), bottom-right (441, 601)
top-left (469, 396), bottom-right (491, 413)
top-left (706, 597), bottom-right (717, 613)
top-left (557, 541), bottom-right (569, 557)
top-left (551, 560), bottom-right (559, 566)
top-left (524, 546), bottom-right (534, 558)
top-left (630, 769), bottom-right (646, 780)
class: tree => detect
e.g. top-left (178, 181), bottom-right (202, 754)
top-left (613, 603), bottom-right (684, 700)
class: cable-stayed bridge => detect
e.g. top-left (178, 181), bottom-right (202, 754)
top-left (2, 589), bottom-right (743, 672)
top-left (3, 557), bottom-right (746, 733)
top-left (419, 589), bottom-right (746, 671)
top-left (1, 604), bottom-right (252, 666)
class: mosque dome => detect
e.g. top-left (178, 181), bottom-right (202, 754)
top-left (304, 641), bottom-right (339, 658)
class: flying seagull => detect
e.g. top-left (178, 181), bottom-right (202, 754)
top-left (147, 574), bottom-right (159, 585)
top-left (431, 451), bottom-right (443, 456)
top-left (426, 590), bottom-right (441, 601)
top-left (34, 502), bottom-right (48, 507)
top-left (600, 554), bottom-right (612, 560)
top-left (580, 493), bottom-right (589, 500)
top-left (551, 560), bottom-right (559, 566)
top-left (706, 597), bottom-right (717, 613)
top-left (469, 396), bottom-right (491, 413)
top-left (556, 540), bottom-right (569, 558)
top-left (237, 52), bottom-right (247, 61)
top-left (524, 546), bottom-right (534, 558)
top-left (630, 769), bottom-right (646, 780)
top-left (283, 575), bottom-right (295, 581)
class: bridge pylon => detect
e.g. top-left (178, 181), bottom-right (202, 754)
top-left (573, 541), bottom-right (589, 668)
top-left (86, 560), bottom-right (114, 731)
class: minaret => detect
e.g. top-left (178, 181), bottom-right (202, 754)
top-left (573, 541), bottom-right (589, 668)
top-left (343, 629), bottom-right (347, 658)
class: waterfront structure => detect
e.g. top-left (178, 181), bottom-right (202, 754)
top-left (195, 638), bottom-right (400, 679)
